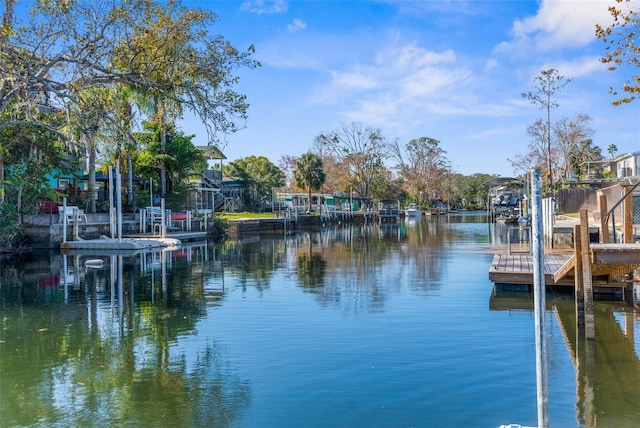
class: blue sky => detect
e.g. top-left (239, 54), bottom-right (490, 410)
top-left (181, 0), bottom-right (639, 177)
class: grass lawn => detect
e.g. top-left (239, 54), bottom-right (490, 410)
top-left (216, 212), bottom-right (275, 221)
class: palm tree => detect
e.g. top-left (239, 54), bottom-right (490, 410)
top-left (293, 152), bottom-right (326, 213)
top-left (112, 84), bottom-right (161, 208)
top-left (66, 86), bottom-right (112, 213)
top-left (110, 86), bottom-right (139, 208)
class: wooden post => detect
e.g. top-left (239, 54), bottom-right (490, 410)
top-left (575, 321), bottom-right (597, 427)
top-left (598, 193), bottom-right (609, 243)
top-left (623, 186), bottom-right (633, 244)
top-left (73, 211), bottom-right (79, 241)
top-left (574, 224), bottom-right (584, 326)
top-left (626, 311), bottom-right (635, 345)
top-left (580, 209), bottom-right (595, 340)
top-left (116, 160), bottom-right (123, 243)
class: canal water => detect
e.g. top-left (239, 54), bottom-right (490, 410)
top-left (1, 212), bottom-right (640, 427)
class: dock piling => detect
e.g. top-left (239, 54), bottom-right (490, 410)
top-left (574, 224), bottom-right (584, 327)
top-left (579, 209), bottom-right (595, 340)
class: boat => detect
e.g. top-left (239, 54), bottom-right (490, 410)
top-left (485, 177), bottom-right (526, 223)
top-left (377, 199), bottom-right (401, 223)
top-left (517, 214), bottom-right (531, 227)
top-left (84, 258), bottom-right (105, 268)
top-left (495, 210), bottom-right (519, 224)
top-left (404, 203), bottom-right (422, 217)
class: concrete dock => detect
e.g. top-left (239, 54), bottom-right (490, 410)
top-left (59, 229), bottom-right (208, 252)
top-left (59, 236), bottom-right (181, 252)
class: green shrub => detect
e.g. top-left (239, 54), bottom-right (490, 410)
top-left (0, 204), bottom-right (25, 251)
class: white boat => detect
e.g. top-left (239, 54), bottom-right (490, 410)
top-left (404, 203), bottom-right (422, 217)
top-left (84, 258), bottom-right (105, 268)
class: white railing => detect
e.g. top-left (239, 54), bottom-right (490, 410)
top-left (542, 197), bottom-right (555, 243)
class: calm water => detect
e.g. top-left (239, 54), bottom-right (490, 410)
top-left (2, 213), bottom-right (640, 427)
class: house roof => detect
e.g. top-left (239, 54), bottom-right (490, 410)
top-left (81, 171), bottom-right (145, 183)
top-left (483, 177), bottom-right (524, 188)
top-left (195, 145), bottom-right (227, 160)
top-left (582, 159), bottom-right (615, 166)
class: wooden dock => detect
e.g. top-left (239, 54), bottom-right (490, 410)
top-left (489, 244), bottom-right (640, 289)
top-left (489, 253), bottom-right (574, 287)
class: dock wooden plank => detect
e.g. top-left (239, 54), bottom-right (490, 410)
top-left (590, 244), bottom-right (640, 265)
top-left (490, 253), bottom-right (572, 286)
top-left (489, 246), bottom-right (637, 288)
top-left (543, 255), bottom-right (554, 274)
top-left (553, 255), bottom-right (575, 283)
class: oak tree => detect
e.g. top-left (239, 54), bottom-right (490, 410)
top-left (392, 137), bottom-right (451, 207)
top-left (314, 122), bottom-right (390, 199)
top-left (596, 0), bottom-right (640, 105)
top-left (0, 0), bottom-right (259, 207)
top-left (224, 156), bottom-right (285, 211)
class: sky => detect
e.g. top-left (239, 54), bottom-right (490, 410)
top-left (180, 0), bottom-right (640, 177)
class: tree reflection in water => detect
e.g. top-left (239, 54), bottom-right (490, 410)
top-left (3, 214), bottom-right (640, 426)
top-left (0, 249), bottom-right (249, 427)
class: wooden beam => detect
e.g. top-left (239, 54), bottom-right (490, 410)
top-left (554, 254), bottom-right (575, 282)
top-left (580, 209), bottom-right (595, 339)
top-left (574, 224), bottom-right (584, 326)
top-left (598, 193), bottom-right (609, 243)
top-left (590, 244), bottom-right (640, 264)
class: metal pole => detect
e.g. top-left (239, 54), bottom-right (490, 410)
top-left (116, 161), bottom-right (123, 242)
top-left (611, 211), bottom-right (617, 243)
top-left (109, 166), bottom-right (115, 238)
top-left (531, 168), bottom-right (549, 427)
top-left (62, 254), bottom-right (68, 300)
top-left (62, 197), bottom-right (67, 244)
top-left (161, 197), bottom-right (166, 238)
top-left (118, 255), bottom-right (124, 320)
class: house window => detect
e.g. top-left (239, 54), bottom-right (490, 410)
top-left (58, 179), bottom-right (70, 190)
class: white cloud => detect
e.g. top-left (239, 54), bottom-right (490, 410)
top-left (498, 0), bottom-right (615, 54)
top-left (240, 0), bottom-right (288, 15)
top-left (546, 56), bottom-right (608, 79)
top-left (312, 43), bottom-right (504, 132)
top-left (287, 18), bottom-right (307, 33)
top-left (518, 55), bottom-right (608, 84)
top-left (484, 58), bottom-right (499, 71)
top-left (331, 68), bottom-right (380, 91)
top-left (329, 44), bottom-right (460, 95)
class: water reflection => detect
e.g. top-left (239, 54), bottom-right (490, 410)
top-left (490, 289), bottom-right (640, 426)
top-left (2, 214), bottom-right (640, 426)
top-left (0, 248), bottom-right (248, 427)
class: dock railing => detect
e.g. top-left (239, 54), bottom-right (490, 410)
top-left (542, 197), bottom-right (555, 245)
top-left (599, 179), bottom-right (639, 244)
top-left (507, 226), bottom-right (531, 255)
